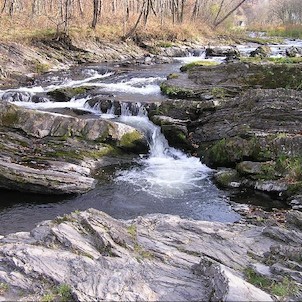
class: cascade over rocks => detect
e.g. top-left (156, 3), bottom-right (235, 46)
top-left (1, 209), bottom-right (301, 301)
top-left (0, 102), bottom-right (147, 194)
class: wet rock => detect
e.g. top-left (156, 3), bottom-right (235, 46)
top-left (250, 46), bottom-right (271, 58)
top-left (159, 63), bottom-right (302, 201)
top-left (289, 196), bottom-right (302, 212)
top-left (253, 180), bottom-right (288, 194)
top-left (0, 102), bottom-right (147, 194)
top-left (1, 91), bottom-right (32, 102)
top-left (213, 169), bottom-right (241, 189)
top-left (46, 86), bottom-right (94, 102)
top-left (205, 46), bottom-right (240, 58)
top-left (286, 210), bottom-right (302, 230)
top-left (286, 46), bottom-right (302, 57)
top-left (236, 161), bottom-right (279, 180)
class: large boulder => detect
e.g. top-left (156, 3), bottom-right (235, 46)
top-left (2, 209), bottom-right (302, 301)
top-left (0, 102), bottom-right (147, 194)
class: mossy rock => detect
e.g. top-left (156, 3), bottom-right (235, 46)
top-left (236, 161), bottom-right (280, 181)
top-left (214, 169), bottom-right (240, 188)
top-left (202, 136), bottom-right (271, 168)
top-left (250, 46), bottom-right (271, 58)
top-left (161, 124), bottom-right (191, 151)
top-left (118, 130), bottom-right (148, 153)
top-left (180, 60), bottom-right (219, 72)
top-left (47, 86), bottom-right (93, 102)
top-left (160, 82), bottom-right (199, 98)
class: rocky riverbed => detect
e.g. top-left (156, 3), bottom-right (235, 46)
top-left (152, 61), bottom-right (302, 210)
top-left (1, 35), bottom-right (302, 301)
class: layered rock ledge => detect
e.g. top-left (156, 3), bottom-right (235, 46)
top-left (156, 62), bottom-right (302, 205)
top-left (0, 102), bottom-right (147, 194)
top-left (0, 209), bottom-right (301, 301)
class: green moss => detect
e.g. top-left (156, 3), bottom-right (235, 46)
top-left (160, 82), bottom-right (196, 98)
top-left (35, 62), bottom-right (50, 74)
top-left (240, 57), bottom-right (302, 65)
top-left (134, 243), bottom-right (154, 260)
top-left (211, 87), bottom-right (226, 98)
top-left (244, 267), bottom-right (298, 298)
top-left (206, 136), bottom-right (270, 167)
top-left (56, 284), bottom-right (73, 302)
top-left (215, 170), bottom-right (239, 188)
top-left (41, 293), bottom-right (56, 302)
top-left (1, 110), bottom-right (19, 126)
top-left (208, 138), bottom-right (229, 166)
top-left (127, 224), bottom-right (137, 238)
top-left (180, 60), bottom-right (219, 72)
top-left (41, 283), bottom-right (73, 302)
top-left (167, 73), bottom-right (180, 79)
top-left (119, 131), bottom-right (145, 152)
top-left (244, 64), bottom-right (302, 90)
top-left (0, 282), bottom-right (9, 295)
top-left (47, 86), bottom-right (91, 101)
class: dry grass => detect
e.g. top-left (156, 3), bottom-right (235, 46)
top-left (0, 12), bottom-right (214, 44)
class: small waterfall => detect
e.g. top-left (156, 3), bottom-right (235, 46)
top-left (115, 102), bottom-right (212, 199)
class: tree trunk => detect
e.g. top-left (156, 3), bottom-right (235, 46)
top-left (214, 0), bottom-right (247, 28)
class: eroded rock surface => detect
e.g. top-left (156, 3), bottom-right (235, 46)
top-left (0, 102), bottom-right (147, 194)
top-left (158, 62), bottom-right (302, 203)
top-left (1, 209), bottom-right (301, 301)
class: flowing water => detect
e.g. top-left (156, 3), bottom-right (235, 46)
top-left (1, 41), bottom-right (299, 235)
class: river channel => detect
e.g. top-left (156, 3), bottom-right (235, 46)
top-left (0, 38), bottom-right (299, 235)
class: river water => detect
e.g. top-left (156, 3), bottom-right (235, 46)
top-left (0, 39), bottom-right (300, 235)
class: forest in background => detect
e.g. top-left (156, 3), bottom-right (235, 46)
top-left (1, 0), bottom-right (302, 43)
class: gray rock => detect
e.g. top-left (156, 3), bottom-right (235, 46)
top-left (286, 46), bottom-right (302, 57)
top-left (0, 209), bottom-right (284, 301)
top-left (0, 102), bottom-right (147, 194)
top-left (250, 46), bottom-right (271, 58)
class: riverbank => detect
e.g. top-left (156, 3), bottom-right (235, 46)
top-left (0, 31), bottom-right (235, 89)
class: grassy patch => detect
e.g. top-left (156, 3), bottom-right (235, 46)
top-left (244, 267), bottom-right (298, 298)
top-left (268, 25), bottom-right (302, 39)
top-left (134, 243), bottom-right (154, 260)
top-left (127, 224), bottom-right (137, 238)
top-left (167, 73), bottom-right (180, 79)
top-left (211, 87), bottom-right (226, 98)
top-left (35, 62), bottom-right (50, 74)
top-left (180, 60), bottom-right (219, 72)
top-left (41, 283), bottom-right (73, 302)
top-left (0, 282), bottom-right (9, 295)
top-left (276, 155), bottom-right (302, 181)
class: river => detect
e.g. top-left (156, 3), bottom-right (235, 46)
top-left (0, 38), bottom-right (300, 235)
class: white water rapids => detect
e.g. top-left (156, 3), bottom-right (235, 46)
top-left (1, 67), bottom-right (212, 200)
top-left (116, 112), bottom-right (212, 199)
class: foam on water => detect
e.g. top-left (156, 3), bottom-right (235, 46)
top-left (116, 114), bottom-right (212, 199)
top-left (81, 76), bottom-right (163, 95)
